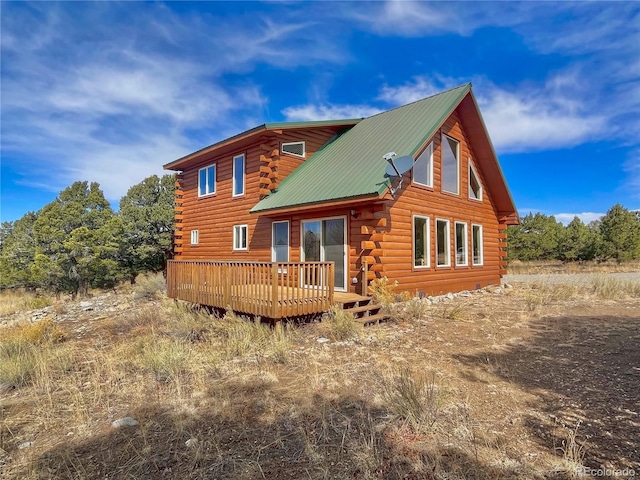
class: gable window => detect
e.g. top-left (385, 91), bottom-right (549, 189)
top-left (436, 219), bottom-right (450, 267)
top-left (190, 230), bottom-right (199, 245)
top-left (233, 154), bottom-right (245, 197)
top-left (442, 135), bottom-right (459, 195)
top-left (469, 163), bottom-right (482, 201)
top-left (272, 221), bottom-right (289, 262)
top-left (233, 224), bottom-right (248, 250)
top-left (412, 142), bottom-right (433, 187)
top-left (472, 224), bottom-right (483, 266)
top-left (413, 216), bottom-right (430, 267)
top-left (198, 164), bottom-right (216, 197)
top-left (455, 222), bottom-right (468, 266)
top-left (281, 141), bottom-right (305, 158)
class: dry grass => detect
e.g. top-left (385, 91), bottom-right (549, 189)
top-left (508, 259), bottom-right (640, 274)
top-left (132, 271), bottom-right (167, 299)
top-left (0, 290), bottom-right (52, 316)
top-left (1, 282), bottom-right (639, 479)
top-left (591, 275), bottom-right (640, 299)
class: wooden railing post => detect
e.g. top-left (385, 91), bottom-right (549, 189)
top-left (271, 262), bottom-right (279, 318)
top-left (328, 262), bottom-right (334, 305)
top-left (223, 263), bottom-right (231, 308)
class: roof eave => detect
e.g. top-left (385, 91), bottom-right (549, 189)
top-left (163, 118), bottom-right (362, 171)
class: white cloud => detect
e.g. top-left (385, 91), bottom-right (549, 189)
top-left (554, 213), bottom-right (604, 226)
top-left (0, 2), bottom-right (339, 203)
top-left (377, 77), bottom-right (456, 105)
top-left (282, 104), bottom-right (382, 122)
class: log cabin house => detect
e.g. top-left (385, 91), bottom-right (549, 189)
top-left (164, 83), bottom-right (518, 321)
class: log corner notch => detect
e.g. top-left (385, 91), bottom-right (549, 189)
top-left (498, 224), bottom-right (508, 276)
top-left (358, 208), bottom-right (388, 294)
top-left (174, 174), bottom-right (185, 257)
top-left (259, 138), bottom-right (280, 199)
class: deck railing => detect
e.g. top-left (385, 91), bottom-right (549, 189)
top-left (166, 260), bottom-right (335, 318)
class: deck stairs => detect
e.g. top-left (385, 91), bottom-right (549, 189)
top-left (335, 294), bottom-right (388, 325)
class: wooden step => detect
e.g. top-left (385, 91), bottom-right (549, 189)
top-left (345, 304), bottom-right (379, 315)
top-left (354, 312), bottom-right (388, 325)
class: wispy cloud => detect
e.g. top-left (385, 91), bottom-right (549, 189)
top-left (282, 104), bottom-right (381, 122)
top-left (0, 2), bottom-right (344, 202)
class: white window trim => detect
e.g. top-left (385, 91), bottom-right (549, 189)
top-left (442, 134), bottom-right (460, 195)
top-left (198, 164), bottom-right (216, 197)
top-left (412, 215), bottom-right (430, 268)
top-left (271, 220), bottom-right (290, 262)
top-left (233, 224), bottom-right (248, 251)
top-left (455, 221), bottom-right (468, 266)
top-left (436, 218), bottom-right (451, 267)
top-left (469, 162), bottom-right (483, 201)
top-left (281, 141), bottom-right (306, 158)
top-left (472, 224), bottom-right (484, 266)
top-left (190, 230), bottom-right (199, 245)
top-left (412, 142), bottom-right (433, 188)
top-left (232, 154), bottom-right (245, 197)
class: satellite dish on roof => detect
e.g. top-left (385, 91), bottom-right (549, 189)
top-left (383, 152), bottom-right (414, 198)
top-left (385, 155), bottom-right (414, 177)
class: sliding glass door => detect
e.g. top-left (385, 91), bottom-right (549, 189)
top-left (301, 217), bottom-right (346, 291)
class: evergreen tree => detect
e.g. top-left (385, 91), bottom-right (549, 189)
top-left (558, 217), bottom-right (596, 261)
top-left (599, 204), bottom-right (640, 261)
top-left (118, 174), bottom-right (175, 281)
top-left (0, 212), bottom-right (38, 288)
top-left (33, 181), bottom-right (121, 296)
top-left (507, 213), bottom-right (564, 261)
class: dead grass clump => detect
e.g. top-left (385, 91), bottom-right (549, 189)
top-left (0, 290), bottom-right (53, 315)
top-left (591, 275), bottom-right (640, 299)
top-left (137, 336), bottom-right (189, 383)
top-left (133, 272), bottom-right (167, 299)
top-left (368, 276), bottom-right (398, 307)
top-left (523, 282), bottom-right (579, 312)
top-left (382, 367), bottom-right (440, 432)
top-left (440, 303), bottom-right (467, 321)
top-left (321, 306), bottom-right (362, 341)
top-left (403, 296), bottom-right (430, 321)
top-left (211, 309), bottom-right (295, 362)
top-left (0, 319), bottom-right (66, 388)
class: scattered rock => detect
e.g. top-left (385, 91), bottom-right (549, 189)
top-left (18, 441), bottom-right (34, 449)
top-left (185, 438), bottom-right (198, 448)
top-left (316, 337), bottom-right (329, 343)
top-left (111, 417), bottom-right (139, 428)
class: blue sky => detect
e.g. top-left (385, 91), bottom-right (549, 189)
top-left (1, 1), bottom-right (639, 225)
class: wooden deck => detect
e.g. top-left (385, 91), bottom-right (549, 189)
top-left (167, 260), bottom-right (335, 319)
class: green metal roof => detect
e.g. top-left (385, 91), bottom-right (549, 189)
top-left (251, 83), bottom-right (471, 213)
top-left (164, 119), bottom-right (362, 171)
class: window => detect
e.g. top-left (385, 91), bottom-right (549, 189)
top-left (455, 222), bottom-right (468, 266)
top-left (413, 216), bottom-right (430, 267)
top-left (233, 154), bottom-right (245, 197)
top-left (412, 142), bottom-right (433, 187)
top-left (272, 221), bottom-right (289, 262)
top-left (281, 141), bottom-right (305, 157)
top-left (436, 219), bottom-right (450, 267)
top-left (198, 164), bottom-right (216, 197)
top-left (472, 224), bottom-right (483, 266)
top-left (442, 135), bottom-right (459, 194)
top-left (233, 225), bottom-right (248, 250)
top-left (190, 230), bottom-right (199, 245)
top-left (469, 163), bottom-right (482, 200)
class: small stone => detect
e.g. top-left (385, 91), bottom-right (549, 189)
top-left (185, 438), bottom-right (198, 448)
top-left (18, 441), bottom-right (34, 449)
top-left (316, 337), bottom-right (330, 343)
top-left (112, 417), bottom-right (139, 428)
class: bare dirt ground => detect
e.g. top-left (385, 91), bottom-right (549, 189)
top-left (1, 275), bottom-right (639, 479)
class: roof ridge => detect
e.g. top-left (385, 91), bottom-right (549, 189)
top-left (362, 82), bottom-right (471, 121)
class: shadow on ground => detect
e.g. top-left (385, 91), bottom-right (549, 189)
top-left (455, 313), bottom-right (640, 473)
top-left (31, 379), bottom-right (530, 480)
